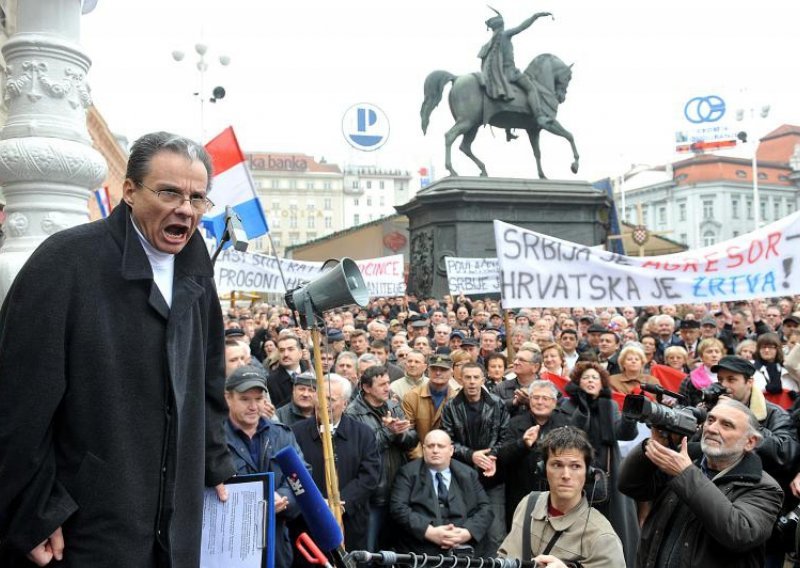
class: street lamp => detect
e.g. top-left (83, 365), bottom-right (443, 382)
top-left (171, 43), bottom-right (230, 141)
top-left (735, 104), bottom-right (771, 229)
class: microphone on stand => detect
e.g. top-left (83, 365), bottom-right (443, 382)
top-left (275, 446), bottom-right (353, 568)
top-left (224, 205), bottom-right (249, 252)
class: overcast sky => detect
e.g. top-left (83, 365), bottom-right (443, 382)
top-left (81, 1), bottom-right (800, 183)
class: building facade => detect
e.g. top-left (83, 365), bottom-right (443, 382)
top-left (246, 152), bottom-right (344, 255)
top-left (617, 125), bottom-right (800, 250)
top-left (342, 165), bottom-right (412, 227)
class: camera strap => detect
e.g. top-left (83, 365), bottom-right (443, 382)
top-left (522, 492), bottom-right (565, 559)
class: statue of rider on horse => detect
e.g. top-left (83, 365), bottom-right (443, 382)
top-left (421, 8), bottom-right (579, 179)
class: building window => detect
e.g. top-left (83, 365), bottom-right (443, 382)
top-left (760, 199), bottom-right (767, 220)
top-left (289, 202), bottom-right (298, 211)
top-left (354, 198), bottom-right (359, 206)
top-left (324, 198), bottom-right (332, 210)
top-left (658, 206), bottom-right (666, 224)
top-left (702, 200), bottom-right (714, 220)
top-left (746, 199), bottom-right (753, 219)
top-left (306, 232), bottom-right (317, 240)
top-left (306, 181), bottom-right (315, 190)
top-left (758, 172), bottom-right (767, 180)
top-left (703, 230), bottom-right (716, 247)
top-left (366, 181), bottom-right (372, 189)
top-left (367, 197), bottom-right (372, 206)
top-left (678, 202), bottom-right (686, 221)
top-left (271, 179), bottom-right (280, 189)
top-left (288, 232), bottom-right (300, 245)
top-left (731, 197), bottom-right (739, 219)
top-left (736, 170), bottom-right (747, 178)
top-left (324, 182), bottom-right (332, 190)
top-left (733, 231), bottom-right (740, 238)
top-left (289, 216), bottom-right (298, 229)
top-left (307, 216), bottom-right (315, 229)
top-left (353, 214), bottom-right (360, 225)
top-left (680, 233), bottom-right (687, 244)
top-left (289, 180), bottom-right (297, 189)
top-left (774, 201), bottom-right (781, 220)
top-left (307, 202), bottom-right (316, 212)
top-left (324, 216), bottom-right (332, 229)
top-left (379, 196), bottom-right (385, 207)
top-left (271, 234), bottom-right (281, 249)
top-left (640, 204), bottom-right (648, 223)
top-left (379, 181), bottom-right (385, 190)
top-left (352, 181), bottom-right (359, 189)
top-left (271, 217), bottom-right (280, 229)
top-left (788, 201), bottom-right (796, 214)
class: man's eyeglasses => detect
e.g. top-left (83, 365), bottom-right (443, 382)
top-left (139, 183), bottom-right (214, 213)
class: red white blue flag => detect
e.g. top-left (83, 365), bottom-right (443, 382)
top-left (94, 185), bottom-right (111, 218)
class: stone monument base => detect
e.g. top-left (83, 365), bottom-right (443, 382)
top-left (395, 176), bottom-right (611, 299)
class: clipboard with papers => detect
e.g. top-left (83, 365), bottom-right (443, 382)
top-left (200, 473), bottom-right (275, 568)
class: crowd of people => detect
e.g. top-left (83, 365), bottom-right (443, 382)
top-left (222, 294), bottom-right (800, 567)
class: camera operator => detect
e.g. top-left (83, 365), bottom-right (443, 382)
top-left (498, 426), bottom-right (625, 567)
top-left (619, 399), bottom-right (783, 567)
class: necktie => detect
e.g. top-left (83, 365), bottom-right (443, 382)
top-left (436, 472), bottom-right (448, 505)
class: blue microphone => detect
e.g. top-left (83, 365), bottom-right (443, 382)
top-left (274, 445), bottom-right (343, 552)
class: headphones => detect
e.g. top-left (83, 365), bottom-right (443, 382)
top-left (534, 459), bottom-right (601, 483)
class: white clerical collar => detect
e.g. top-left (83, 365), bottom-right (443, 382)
top-left (131, 215), bottom-right (175, 307)
top-left (130, 215), bottom-right (175, 266)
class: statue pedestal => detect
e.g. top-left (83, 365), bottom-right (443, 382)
top-left (396, 176), bottom-right (611, 299)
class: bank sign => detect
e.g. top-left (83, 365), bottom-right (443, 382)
top-left (342, 103), bottom-right (389, 151)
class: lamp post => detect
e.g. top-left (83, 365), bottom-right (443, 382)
top-left (171, 43), bottom-right (230, 142)
top-left (736, 104), bottom-right (771, 229)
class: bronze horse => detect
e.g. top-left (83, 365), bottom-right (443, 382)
top-left (421, 53), bottom-right (578, 179)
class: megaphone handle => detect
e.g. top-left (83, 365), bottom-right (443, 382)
top-left (295, 532), bottom-right (333, 567)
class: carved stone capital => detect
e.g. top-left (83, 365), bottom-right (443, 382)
top-left (0, 137), bottom-right (107, 188)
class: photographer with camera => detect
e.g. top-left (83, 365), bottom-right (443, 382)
top-left (619, 398), bottom-right (784, 567)
top-left (498, 426), bottom-right (625, 568)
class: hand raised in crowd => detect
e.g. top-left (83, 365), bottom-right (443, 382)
top-left (27, 527), bottom-right (64, 567)
top-left (513, 388), bottom-right (530, 407)
top-left (533, 555), bottom-right (568, 568)
top-left (645, 431), bottom-right (692, 476)
top-left (790, 471), bottom-right (800, 498)
top-left (274, 493), bottom-right (289, 514)
top-left (523, 424), bottom-right (541, 448)
top-left (472, 448), bottom-right (497, 476)
top-left (383, 413), bottom-right (411, 434)
top-left (260, 398), bottom-right (276, 419)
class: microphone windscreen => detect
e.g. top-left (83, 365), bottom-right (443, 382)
top-left (275, 445), bottom-right (343, 551)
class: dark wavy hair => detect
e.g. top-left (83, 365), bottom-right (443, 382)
top-left (539, 425), bottom-right (594, 469)
top-left (569, 361), bottom-right (610, 389)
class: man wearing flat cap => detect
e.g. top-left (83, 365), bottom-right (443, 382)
top-left (675, 318), bottom-right (701, 360)
top-left (224, 365), bottom-right (307, 568)
top-left (275, 371), bottom-right (317, 427)
top-left (402, 354), bottom-right (461, 460)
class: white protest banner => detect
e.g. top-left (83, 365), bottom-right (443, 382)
top-left (445, 257), bottom-right (500, 295)
top-left (493, 211), bottom-right (800, 309)
top-left (214, 251), bottom-right (406, 298)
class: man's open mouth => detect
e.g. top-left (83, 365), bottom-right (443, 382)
top-left (165, 224), bottom-right (189, 239)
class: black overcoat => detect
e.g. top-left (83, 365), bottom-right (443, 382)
top-left (291, 415), bottom-right (380, 551)
top-left (0, 204), bottom-right (234, 566)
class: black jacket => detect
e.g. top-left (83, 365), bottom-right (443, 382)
top-left (345, 394), bottom-right (418, 506)
top-left (389, 458), bottom-right (493, 556)
top-left (619, 444), bottom-right (783, 568)
top-left (0, 204), bottom-right (234, 567)
top-left (495, 408), bottom-right (571, 529)
top-left (441, 389), bottom-right (510, 471)
top-left (291, 415), bottom-right (380, 551)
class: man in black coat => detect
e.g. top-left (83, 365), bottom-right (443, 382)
top-left (0, 132), bottom-right (234, 567)
top-left (268, 334), bottom-right (307, 408)
top-left (390, 429), bottom-right (493, 556)
top-left (291, 374), bottom-right (380, 554)
top-left (495, 380), bottom-right (570, 529)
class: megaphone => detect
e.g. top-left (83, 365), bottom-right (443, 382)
top-left (285, 257), bottom-right (369, 328)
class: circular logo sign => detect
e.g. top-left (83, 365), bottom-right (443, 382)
top-left (683, 95), bottom-right (726, 124)
top-left (342, 103), bottom-right (390, 151)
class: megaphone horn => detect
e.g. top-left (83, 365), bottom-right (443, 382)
top-left (286, 257), bottom-right (370, 328)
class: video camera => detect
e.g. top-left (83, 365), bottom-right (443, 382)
top-left (621, 382), bottom-right (727, 438)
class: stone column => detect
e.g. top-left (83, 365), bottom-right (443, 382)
top-left (0, 0), bottom-right (106, 301)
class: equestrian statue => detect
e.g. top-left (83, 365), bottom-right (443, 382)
top-left (421, 8), bottom-right (579, 179)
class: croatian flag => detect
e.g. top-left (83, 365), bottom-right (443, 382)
top-left (94, 185), bottom-right (112, 218)
top-left (202, 126), bottom-right (269, 243)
